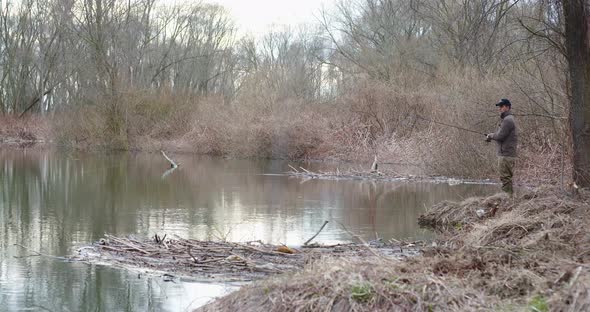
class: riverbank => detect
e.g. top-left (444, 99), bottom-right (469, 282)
top-left (198, 186), bottom-right (590, 311)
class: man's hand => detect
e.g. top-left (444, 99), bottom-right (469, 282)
top-left (485, 133), bottom-right (493, 142)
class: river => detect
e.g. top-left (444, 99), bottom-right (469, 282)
top-left (0, 147), bottom-right (496, 311)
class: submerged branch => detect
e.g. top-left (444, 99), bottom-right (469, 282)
top-left (304, 221), bottom-right (329, 246)
top-left (161, 150), bottom-right (178, 168)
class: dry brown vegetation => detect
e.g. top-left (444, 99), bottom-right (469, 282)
top-left (199, 187), bottom-right (590, 312)
top-left (48, 70), bottom-right (569, 182)
top-left (0, 115), bottom-right (50, 144)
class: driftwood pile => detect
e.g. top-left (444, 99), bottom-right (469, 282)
top-left (71, 234), bottom-right (419, 281)
top-left (287, 165), bottom-right (385, 182)
top-left (287, 164), bottom-right (495, 185)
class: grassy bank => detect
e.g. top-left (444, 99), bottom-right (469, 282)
top-left (198, 187), bottom-right (589, 311)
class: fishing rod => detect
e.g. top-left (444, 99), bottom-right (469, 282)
top-left (415, 114), bottom-right (487, 136)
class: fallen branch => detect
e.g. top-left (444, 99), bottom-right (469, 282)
top-left (161, 150), bottom-right (178, 168)
top-left (105, 235), bottom-right (151, 255)
top-left (299, 166), bottom-right (313, 174)
top-left (304, 221), bottom-right (329, 246)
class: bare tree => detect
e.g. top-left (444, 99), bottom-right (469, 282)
top-left (235, 26), bottom-right (326, 108)
top-left (563, 0), bottom-right (590, 186)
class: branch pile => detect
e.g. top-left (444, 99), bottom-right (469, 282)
top-left (287, 164), bottom-right (495, 185)
top-left (71, 234), bottom-right (419, 282)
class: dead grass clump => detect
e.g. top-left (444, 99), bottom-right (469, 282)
top-left (418, 193), bottom-right (509, 231)
top-left (200, 248), bottom-right (586, 311)
top-left (200, 245), bottom-right (590, 312)
top-left (0, 115), bottom-right (50, 143)
top-left (198, 257), bottom-right (490, 312)
top-left (463, 209), bottom-right (543, 247)
top-left (458, 190), bottom-right (588, 250)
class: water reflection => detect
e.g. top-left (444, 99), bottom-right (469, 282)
top-left (0, 148), bottom-right (496, 311)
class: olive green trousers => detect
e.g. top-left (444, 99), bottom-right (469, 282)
top-left (498, 156), bottom-right (517, 195)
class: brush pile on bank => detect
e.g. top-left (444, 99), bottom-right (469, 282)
top-left (199, 187), bottom-right (590, 311)
top-left (70, 234), bottom-right (418, 282)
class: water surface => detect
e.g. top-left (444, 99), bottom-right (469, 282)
top-left (0, 148), bottom-right (496, 311)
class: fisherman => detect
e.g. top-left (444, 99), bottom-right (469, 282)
top-left (486, 99), bottom-right (518, 195)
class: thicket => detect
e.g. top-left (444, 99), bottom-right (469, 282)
top-left (0, 0), bottom-right (571, 180)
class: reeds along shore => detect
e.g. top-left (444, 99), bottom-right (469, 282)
top-left (199, 187), bottom-right (590, 312)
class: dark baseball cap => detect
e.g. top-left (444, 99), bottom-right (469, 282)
top-left (496, 99), bottom-right (511, 107)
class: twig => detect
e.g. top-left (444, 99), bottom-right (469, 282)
top-left (334, 221), bottom-right (393, 261)
top-left (299, 166), bottom-right (312, 174)
top-left (304, 221), bottom-right (329, 246)
top-left (105, 235), bottom-right (151, 255)
top-left (187, 247), bottom-right (198, 263)
top-left (568, 266), bottom-right (583, 289)
top-left (13, 244), bottom-right (63, 260)
top-left (288, 164), bottom-right (299, 172)
top-left (301, 243), bottom-right (348, 249)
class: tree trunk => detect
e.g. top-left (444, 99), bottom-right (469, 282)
top-left (563, 0), bottom-right (590, 187)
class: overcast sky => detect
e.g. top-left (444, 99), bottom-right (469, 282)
top-left (206, 0), bottom-right (335, 36)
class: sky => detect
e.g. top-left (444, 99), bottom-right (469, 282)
top-left (206, 0), bottom-right (335, 37)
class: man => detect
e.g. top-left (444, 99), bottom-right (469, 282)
top-left (486, 99), bottom-right (518, 195)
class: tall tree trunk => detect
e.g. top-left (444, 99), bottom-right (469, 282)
top-left (563, 0), bottom-right (590, 187)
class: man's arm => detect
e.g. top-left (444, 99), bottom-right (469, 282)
top-left (492, 118), bottom-right (514, 142)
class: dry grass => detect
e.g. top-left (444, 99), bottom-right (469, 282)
top-left (199, 187), bottom-right (590, 312)
top-left (0, 115), bottom-right (50, 143)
